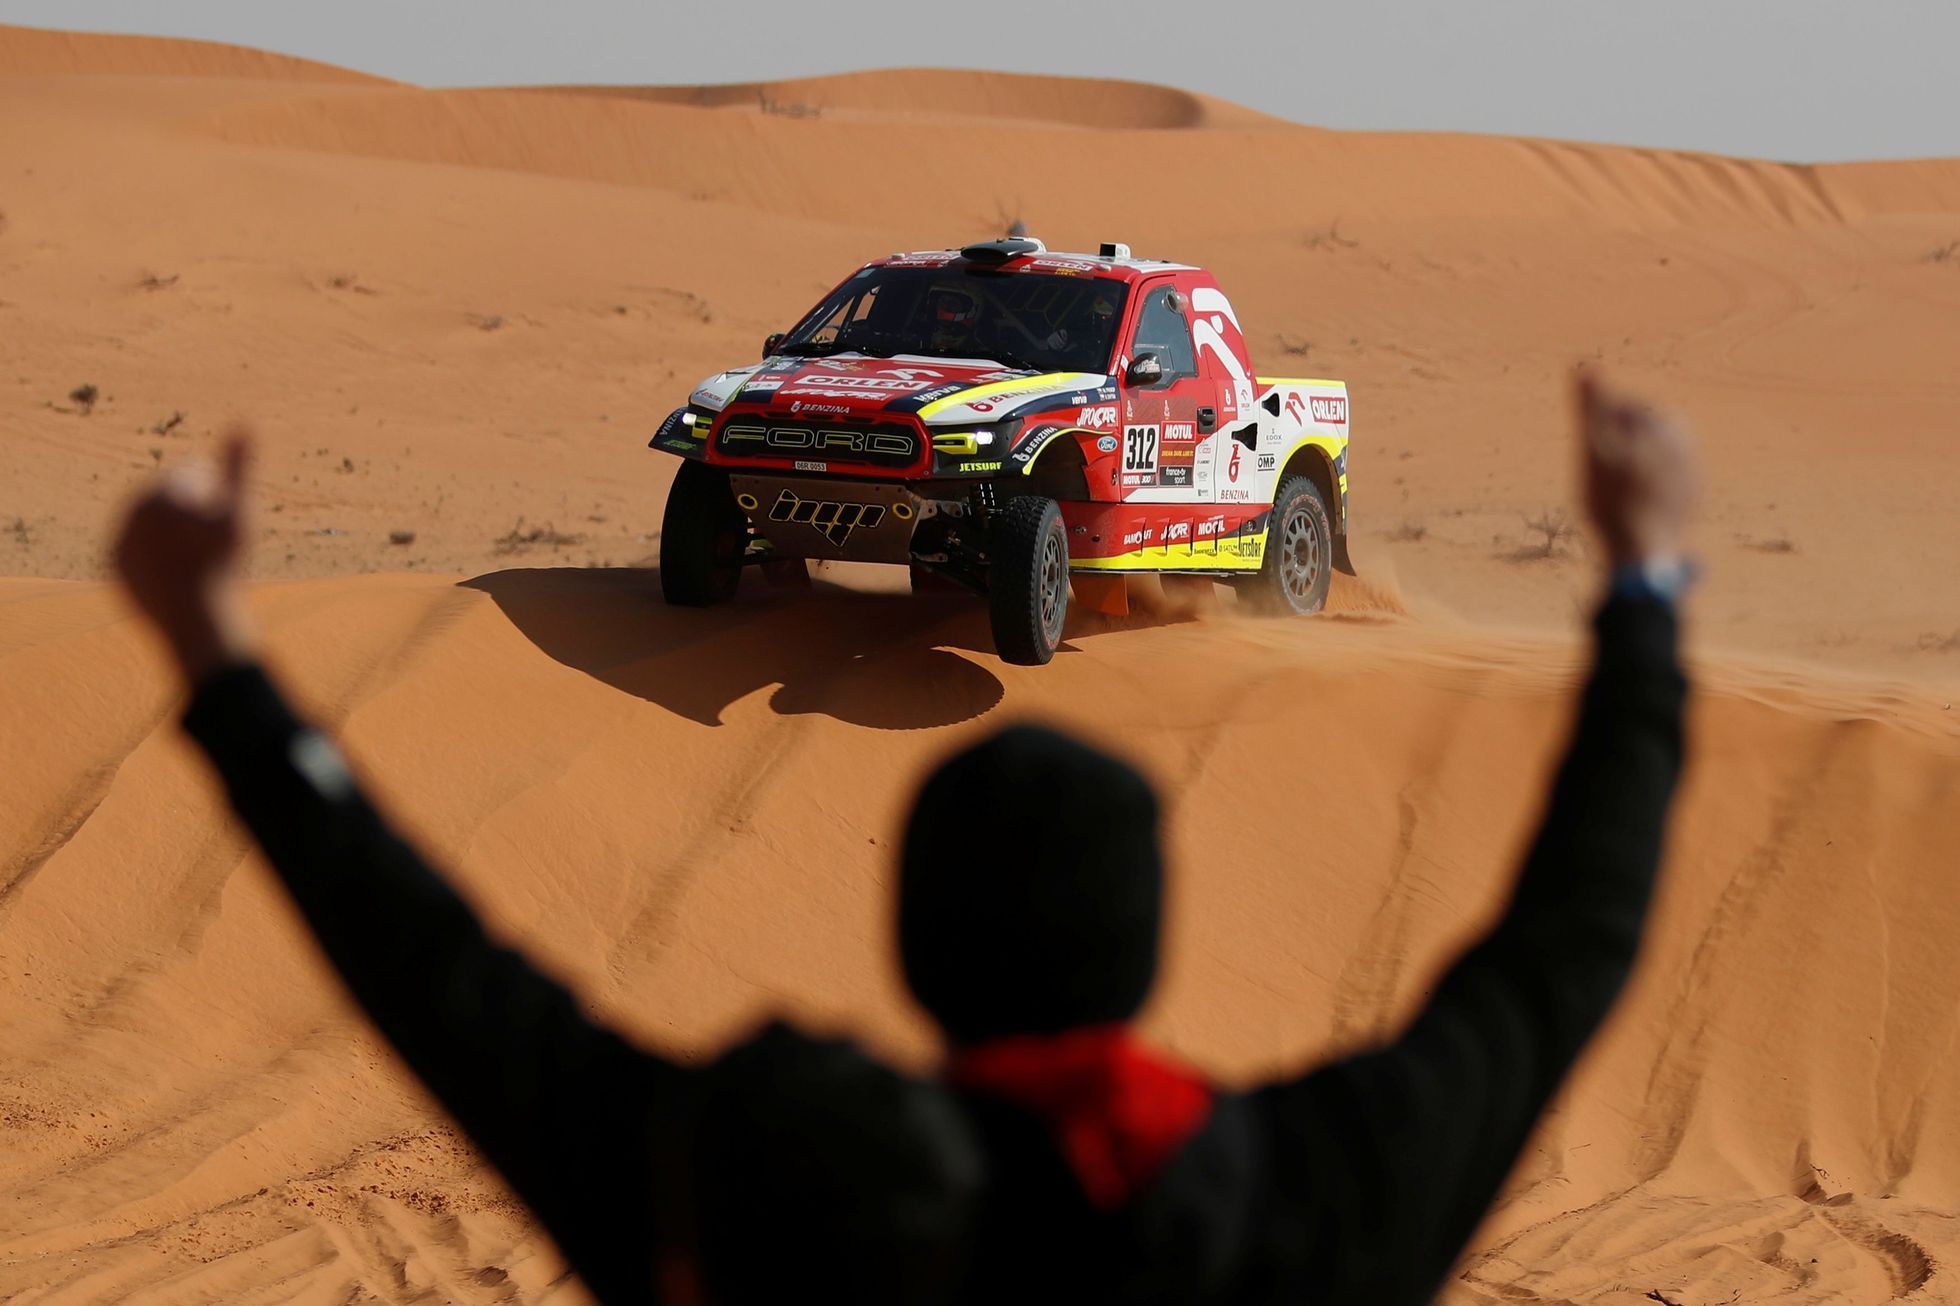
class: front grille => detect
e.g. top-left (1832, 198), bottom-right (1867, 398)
top-left (714, 420), bottom-right (921, 469)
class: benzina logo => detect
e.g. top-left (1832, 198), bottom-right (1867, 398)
top-left (767, 488), bottom-right (888, 546)
top-left (1310, 396), bottom-right (1348, 424)
top-left (1076, 405), bottom-right (1118, 430)
top-left (721, 424), bottom-right (917, 461)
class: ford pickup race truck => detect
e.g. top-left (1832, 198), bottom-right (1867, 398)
top-left (648, 237), bottom-right (1351, 664)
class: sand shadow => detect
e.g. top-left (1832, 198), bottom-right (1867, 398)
top-left (459, 567), bottom-right (1008, 729)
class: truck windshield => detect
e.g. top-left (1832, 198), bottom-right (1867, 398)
top-left (780, 266), bottom-right (1129, 375)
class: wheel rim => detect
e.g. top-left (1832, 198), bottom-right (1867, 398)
top-left (1279, 504), bottom-right (1323, 605)
top-left (1038, 529), bottom-right (1066, 643)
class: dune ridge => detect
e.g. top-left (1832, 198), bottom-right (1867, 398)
top-left (533, 66), bottom-right (1286, 131)
top-left (2, 21), bottom-right (1957, 1305)
top-left (0, 21), bottom-right (391, 85)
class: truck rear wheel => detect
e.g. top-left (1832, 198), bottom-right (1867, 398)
top-left (1233, 475), bottom-right (1332, 615)
top-left (988, 496), bottom-right (1070, 665)
top-left (660, 461), bottom-right (749, 607)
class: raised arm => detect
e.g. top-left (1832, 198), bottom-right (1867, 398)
top-left (115, 436), bottom-right (683, 1306)
top-left (1253, 377), bottom-right (1697, 1303)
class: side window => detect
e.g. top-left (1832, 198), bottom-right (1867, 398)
top-left (1131, 286), bottom-right (1197, 382)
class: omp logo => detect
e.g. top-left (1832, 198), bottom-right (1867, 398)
top-left (768, 489), bottom-right (888, 546)
top-left (1310, 396), bottom-right (1348, 424)
top-left (1076, 405), bottom-right (1117, 430)
top-left (721, 424), bottom-right (917, 461)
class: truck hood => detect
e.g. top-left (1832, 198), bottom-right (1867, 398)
top-left (689, 354), bottom-right (1113, 426)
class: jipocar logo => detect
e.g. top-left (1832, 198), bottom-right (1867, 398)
top-left (767, 488), bottom-right (887, 546)
top-left (1309, 395), bottom-right (1348, 424)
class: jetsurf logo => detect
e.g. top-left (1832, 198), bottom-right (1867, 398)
top-left (767, 488), bottom-right (887, 546)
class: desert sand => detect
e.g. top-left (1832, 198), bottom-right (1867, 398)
top-left (2, 20), bottom-right (1957, 1304)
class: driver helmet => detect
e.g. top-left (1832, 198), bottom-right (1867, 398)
top-left (927, 285), bottom-right (980, 341)
top-left (1046, 289), bottom-right (1118, 351)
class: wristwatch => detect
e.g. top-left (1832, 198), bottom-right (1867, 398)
top-left (1609, 554), bottom-right (1695, 605)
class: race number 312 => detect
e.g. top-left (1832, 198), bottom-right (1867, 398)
top-left (1123, 425), bottom-right (1159, 474)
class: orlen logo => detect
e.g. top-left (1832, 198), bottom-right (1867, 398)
top-left (1076, 405), bottom-right (1117, 430)
top-left (1310, 395), bottom-right (1348, 424)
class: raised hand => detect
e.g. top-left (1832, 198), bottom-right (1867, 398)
top-left (113, 429), bottom-right (257, 683)
top-left (1576, 373), bottom-right (1698, 568)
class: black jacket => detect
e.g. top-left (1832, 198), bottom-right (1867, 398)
top-left (182, 595), bottom-right (1685, 1305)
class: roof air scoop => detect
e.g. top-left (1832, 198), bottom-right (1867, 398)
top-left (1099, 242), bottom-right (1132, 258)
top-left (961, 237), bottom-right (1046, 264)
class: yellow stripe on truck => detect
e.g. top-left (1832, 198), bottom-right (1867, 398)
top-left (1071, 548), bottom-right (1264, 574)
top-left (916, 373), bottom-right (1104, 420)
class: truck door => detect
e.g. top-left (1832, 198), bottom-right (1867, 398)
top-left (1118, 279), bottom-right (1227, 506)
top-left (1185, 282), bottom-right (1265, 507)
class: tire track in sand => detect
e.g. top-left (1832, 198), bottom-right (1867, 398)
top-left (1630, 724), bottom-right (1852, 1182)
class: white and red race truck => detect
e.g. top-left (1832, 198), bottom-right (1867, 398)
top-left (649, 237), bottom-right (1351, 664)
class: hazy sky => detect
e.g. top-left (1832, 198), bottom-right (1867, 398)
top-left (5, 1), bottom-right (1953, 162)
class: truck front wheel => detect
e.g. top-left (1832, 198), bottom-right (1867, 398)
top-left (660, 461), bottom-right (749, 607)
top-left (1234, 475), bottom-right (1332, 615)
top-left (988, 496), bottom-right (1070, 665)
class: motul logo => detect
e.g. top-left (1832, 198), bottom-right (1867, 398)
top-left (1309, 396), bottom-right (1348, 424)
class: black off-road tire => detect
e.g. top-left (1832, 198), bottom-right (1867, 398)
top-left (1233, 475), bottom-right (1332, 615)
top-left (987, 496), bottom-right (1070, 665)
top-left (660, 460), bottom-right (749, 607)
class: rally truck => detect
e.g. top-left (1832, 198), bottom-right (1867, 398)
top-left (648, 237), bottom-right (1351, 665)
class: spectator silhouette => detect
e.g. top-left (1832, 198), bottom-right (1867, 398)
top-left (114, 374), bottom-right (1695, 1304)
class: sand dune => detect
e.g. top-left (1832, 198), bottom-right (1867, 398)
top-left (2, 21), bottom-right (1957, 1305)
top-left (3, 573), bottom-right (1955, 1304)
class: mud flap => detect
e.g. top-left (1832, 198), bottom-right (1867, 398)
top-left (1334, 533), bottom-right (1355, 576)
top-left (760, 558), bottom-right (811, 588)
top-left (1071, 574), bottom-right (1130, 617)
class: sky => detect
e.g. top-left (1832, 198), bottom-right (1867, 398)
top-left (4, 0), bottom-right (1953, 162)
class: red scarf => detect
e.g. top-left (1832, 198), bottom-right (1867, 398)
top-left (946, 1025), bottom-right (1213, 1210)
